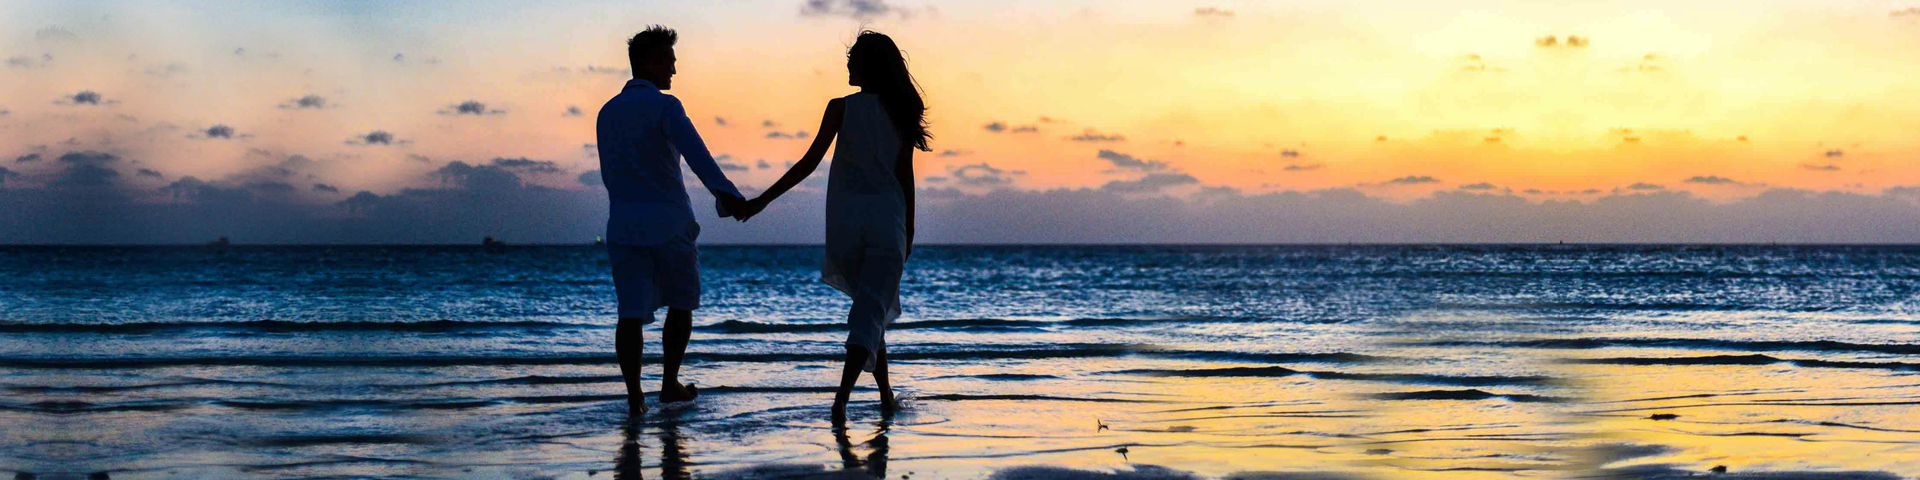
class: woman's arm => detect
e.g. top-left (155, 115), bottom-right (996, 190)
top-left (895, 145), bottom-right (915, 260)
top-left (739, 98), bottom-right (845, 220)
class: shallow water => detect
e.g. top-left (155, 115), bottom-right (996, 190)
top-left (2, 245), bottom-right (1916, 479)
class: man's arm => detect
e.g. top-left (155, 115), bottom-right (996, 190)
top-left (661, 98), bottom-right (747, 215)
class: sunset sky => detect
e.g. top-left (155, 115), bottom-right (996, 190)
top-left (5, 0), bottom-right (1920, 243)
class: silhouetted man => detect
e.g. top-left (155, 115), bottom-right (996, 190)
top-left (596, 25), bottom-right (745, 415)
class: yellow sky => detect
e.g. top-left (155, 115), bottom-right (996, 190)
top-left (6, 0), bottom-right (1920, 203)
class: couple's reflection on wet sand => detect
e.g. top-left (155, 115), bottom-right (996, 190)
top-left (612, 413), bottom-right (892, 479)
top-left (836, 413), bottom-right (893, 479)
top-left (613, 422), bottom-right (691, 480)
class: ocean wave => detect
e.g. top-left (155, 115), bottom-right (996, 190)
top-left (697, 317), bottom-right (1211, 334)
top-left (1369, 389), bottom-right (1568, 403)
top-left (1104, 366), bottom-right (1557, 387)
top-left (1420, 338), bottom-right (1920, 355)
top-left (0, 319), bottom-right (591, 334)
top-left (0, 345), bottom-right (1385, 369)
top-left (1565, 354), bottom-right (1920, 371)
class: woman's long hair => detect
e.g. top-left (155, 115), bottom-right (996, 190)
top-left (848, 31), bottom-right (931, 152)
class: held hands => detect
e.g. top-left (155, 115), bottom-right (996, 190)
top-left (733, 196), bottom-right (769, 222)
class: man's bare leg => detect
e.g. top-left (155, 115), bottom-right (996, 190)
top-left (659, 307), bottom-right (698, 403)
top-left (616, 316), bottom-right (648, 415)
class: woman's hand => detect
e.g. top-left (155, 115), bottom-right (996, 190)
top-left (735, 196), bottom-right (770, 222)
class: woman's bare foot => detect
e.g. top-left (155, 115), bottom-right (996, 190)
top-left (628, 398), bottom-right (649, 417)
top-left (831, 401), bottom-right (849, 425)
top-left (878, 389), bottom-right (897, 413)
top-left (659, 382), bottom-right (699, 404)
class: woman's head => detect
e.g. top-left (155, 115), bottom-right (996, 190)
top-left (846, 31), bottom-right (931, 152)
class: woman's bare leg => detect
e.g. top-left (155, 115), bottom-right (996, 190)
top-left (832, 344), bottom-right (870, 425)
top-left (874, 347), bottom-right (895, 412)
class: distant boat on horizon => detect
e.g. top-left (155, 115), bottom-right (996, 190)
top-left (482, 236), bottom-right (506, 246)
top-left (207, 236), bottom-right (230, 246)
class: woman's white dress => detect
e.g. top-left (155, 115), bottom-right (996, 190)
top-left (823, 92), bottom-right (906, 371)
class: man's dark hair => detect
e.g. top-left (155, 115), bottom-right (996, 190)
top-left (627, 25), bottom-right (677, 71)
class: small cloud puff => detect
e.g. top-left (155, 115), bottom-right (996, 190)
top-left (1380, 175), bottom-right (1440, 185)
top-left (59, 90), bottom-right (113, 106)
top-left (1101, 172), bottom-right (1198, 193)
top-left (1459, 182), bottom-right (1499, 191)
top-left (1096, 149), bottom-right (1169, 172)
top-left (801, 0), bottom-right (907, 19)
top-left (441, 100), bottom-right (506, 116)
top-left (938, 149), bottom-right (971, 157)
top-left (767, 131), bottom-right (810, 139)
top-left (1194, 7), bottom-right (1235, 18)
top-left (347, 130), bottom-right (410, 146)
top-left (564, 106), bottom-right (584, 117)
top-left (313, 183), bottom-right (340, 193)
top-left (1682, 175), bottom-right (1739, 185)
top-left (1282, 164), bottom-right (1322, 172)
top-left (1068, 129), bottom-right (1125, 142)
top-left (279, 94), bottom-right (330, 109)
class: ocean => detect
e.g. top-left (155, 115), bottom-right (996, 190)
top-left (3, 245), bottom-right (1916, 479)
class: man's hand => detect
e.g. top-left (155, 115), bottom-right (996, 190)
top-left (734, 196), bottom-right (769, 222)
top-left (713, 191), bottom-right (749, 218)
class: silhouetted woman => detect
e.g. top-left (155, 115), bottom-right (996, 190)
top-left (741, 30), bottom-right (930, 423)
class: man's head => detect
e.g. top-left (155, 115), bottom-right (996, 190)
top-left (627, 25), bottom-right (678, 90)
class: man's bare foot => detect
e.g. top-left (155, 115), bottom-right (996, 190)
top-left (628, 398), bottom-right (649, 417)
top-left (878, 389), bottom-right (897, 413)
top-left (831, 401), bottom-right (849, 425)
top-left (659, 382), bottom-right (699, 404)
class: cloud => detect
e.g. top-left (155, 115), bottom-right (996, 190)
top-left (203, 124), bottom-right (236, 139)
top-left (1824, 149), bottom-right (1844, 158)
top-left (578, 170), bottom-right (604, 187)
top-left (1459, 182), bottom-right (1499, 191)
top-left (717, 156), bottom-right (750, 171)
top-left (1682, 175), bottom-right (1740, 185)
top-left (1101, 172), bottom-right (1198, 193)
top-left (0, 167), bottom-right (19, 186)
top-left (564, 106), bottom-right (584, 117)
top-left (757, 159), bottom-right (772, 169)
top-left (1280, 149), bottom-right (1301, 158)
top-left (15, 154), bottom-right (42, 163)
top-left (1011, 125), bottom-right (1040, 133)
top-left (312, 183), bottom-right (340, 193)
top-left (441, 100), bottom-right (506, 116)
top-left (1282, 164), bottom-right (1322, 172)
top-left (279, 94), bottom-right (329, 109)
top-left (489, 157), bottom-right (562, 174)
top-left (35, 27), bottom-right (79, 45)
top-left (938, 149), bottom-right (971, 157)
top-left (62, 90), bottom-right (105, 105)
top-left (1802, 164), bottom-right (1841, 172)
top-left (983, 122), bottom-right (1007, 132)
top-left (143, 62), bottom-right (188, 78)
top-left (1194, 7), bottom-right (1235, 18)
top-left (800, 0), bottom-right (905, 19)
top-left (348, 130), bottom-right (408, 146)
top-left (762, 120), bottom-right (778, 128)
top-left (1096, 149), bottom-right (1170, 172)
top-left (1626, 183), bottom-right (1665, 191)
top-left (767, 131), bottom-right (810, 139)
top-left (715, 116), bottom-right (729, 127)
top-left (951, 163), bottom-right (1020, 187)
top-left (56, 164), bottom-right (119, 187)
top-left (136, 168), bottom-right (163, 178)
top-left (1069, 130), bottom-right (1126, 142)
top-left (7, 54), bottom-right (52, 69)
top-left (1383, 175), bottom-right (1440, 185)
